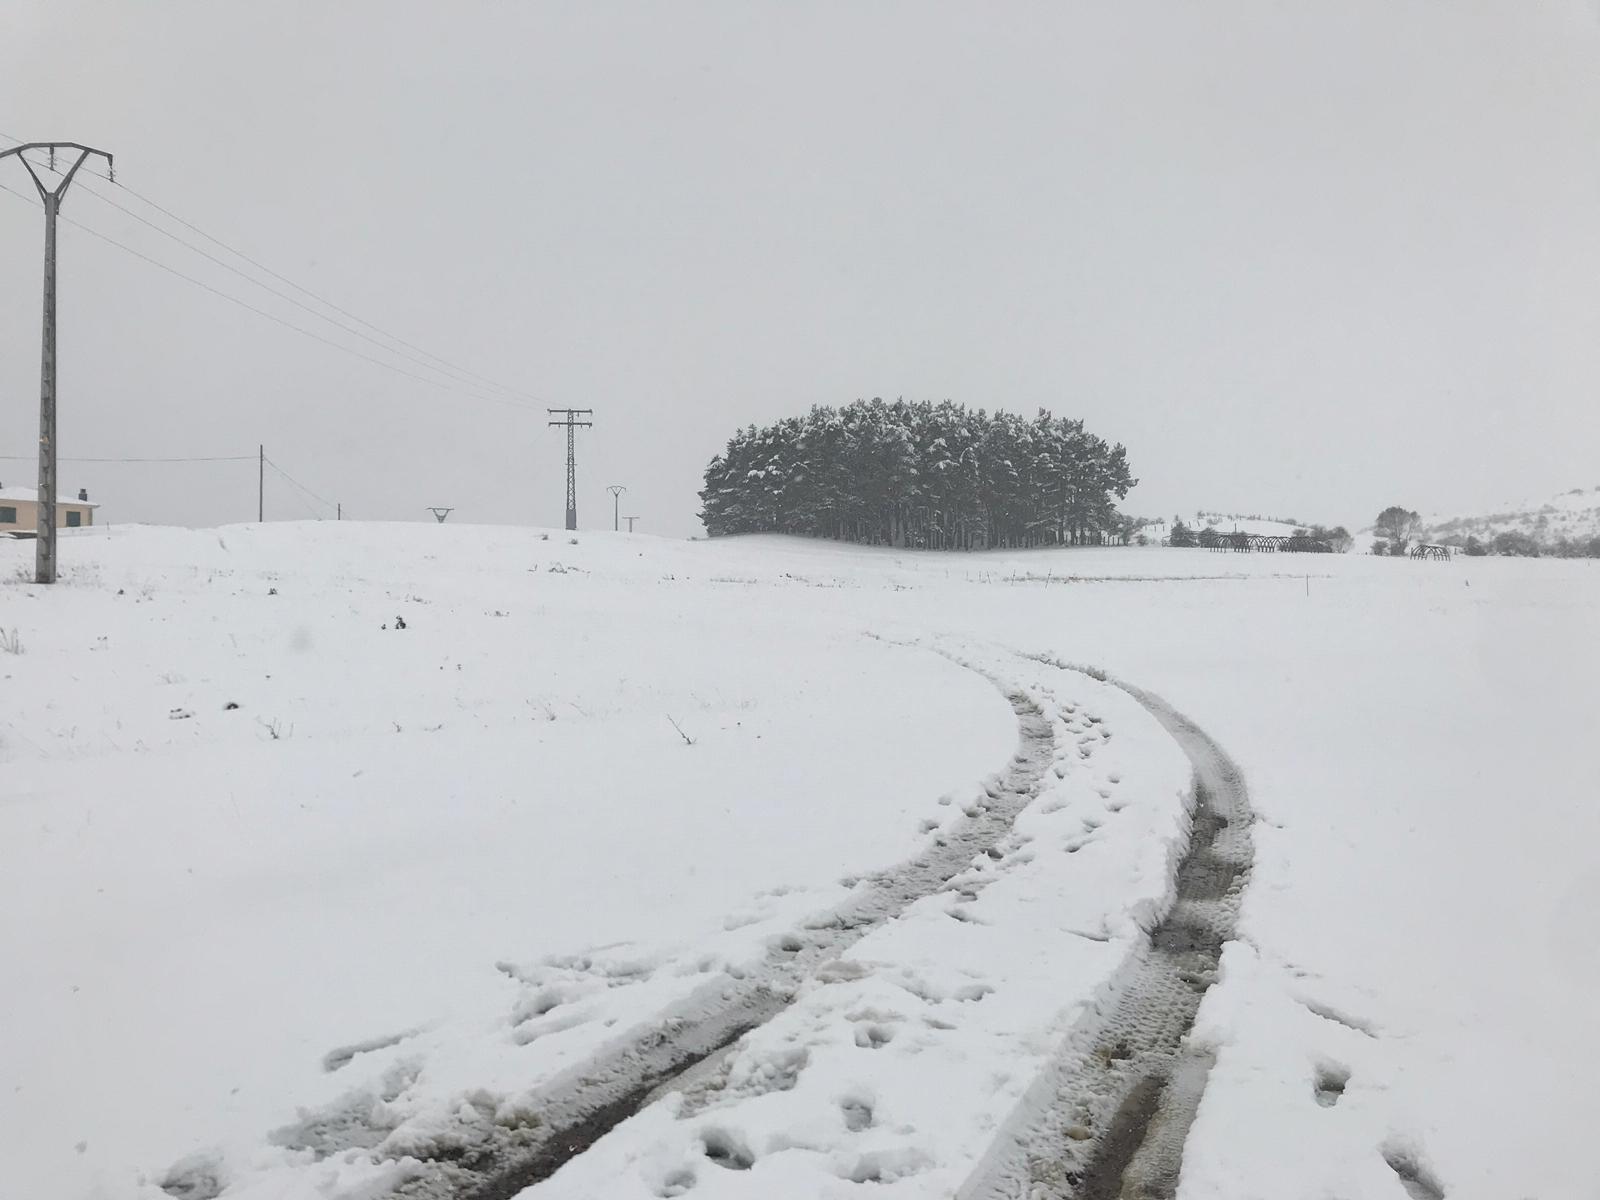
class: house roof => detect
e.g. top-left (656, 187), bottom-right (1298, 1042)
top-left (0, 486), bottom-right (99, 508)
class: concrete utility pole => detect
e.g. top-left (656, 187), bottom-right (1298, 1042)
top-left (607, 484), bottom-right (626, 532)
top-left (1, 141), bottom-right (115, 583)
top-left (547, 408), bottom-right (593, 530)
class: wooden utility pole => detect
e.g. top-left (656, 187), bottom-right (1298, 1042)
top-left (624, 515), bottom-right (638, 533)
top-left (0, 141), bottom-right (115, 583)
top-left (547, 408), bottom-right (593, 530)
top-left (258, 444), bottom-right (265, 522)
top-left (607, 484), bottom-right (626, 532)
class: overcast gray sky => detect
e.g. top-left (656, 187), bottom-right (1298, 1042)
top-left (3, 1), bottom-right (1598, 537)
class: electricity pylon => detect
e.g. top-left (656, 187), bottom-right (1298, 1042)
top-left (547, 408), bottom-right (593, 530)
top-left (0, 141), bottom-right (115, 583)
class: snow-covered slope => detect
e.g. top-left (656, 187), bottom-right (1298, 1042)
top-left (1190, 511), bottom-right (1308, 537)
top-left (1418, 484), bottom-right (1600, 545)
top-left (1131, 512), bottom-right (1326, 542)
top-left (3, 526), bottom-right (1597, 1200)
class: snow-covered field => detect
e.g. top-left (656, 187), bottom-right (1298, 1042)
top-left (3, 526), bottom-right (1596, 1200)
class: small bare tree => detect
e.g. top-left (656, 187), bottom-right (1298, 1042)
top-left (1374, 506), bottom-right (1421, 555)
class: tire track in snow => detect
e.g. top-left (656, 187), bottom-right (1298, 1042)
top-left (380, 680), bottom-right (1058, 1200)
top-left (960, 676), bottom-right (1252, 1200)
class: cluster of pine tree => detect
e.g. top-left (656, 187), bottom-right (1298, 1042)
top-left (699, 398), bottom-right (1137, 549)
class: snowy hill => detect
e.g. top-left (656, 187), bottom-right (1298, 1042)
top-left (1418, 485), bottom-right (1600, 546)
top-left (1190, 509), bottom-right (1308, 536)
top-left (1130, 510), bottom-right (1321, 543)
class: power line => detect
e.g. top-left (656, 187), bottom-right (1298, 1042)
top-left (107, 178), bottom-right (542, 403)
top-left (266, 463), bottom-right (327, 520)
top-left (69, 179), bottom-right (525, 406)
top-left (0, 128), bottom-right (544, 406)
top-left (0, 179), bottom-right (520, 410)
top-left (0, 430), bottom-right (337, 524)
top-left (0, 454), bottom-right (254, 463)
top-left (269, 467), bottom-right (324, 519)
top-left (0, 180), bottom-right (539, 412)
top-left (263, 456), bottom-right (335, 511)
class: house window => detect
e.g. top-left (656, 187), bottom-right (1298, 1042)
top-left (66, 510), bottom-right (82, 527)
top-left (0, 506), bottom-right (16, 524)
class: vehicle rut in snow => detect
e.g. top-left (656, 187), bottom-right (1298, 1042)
top-left (385, 685), bottom-right (1057, 1200)
top-left (960, 677), bottom-right (1253, 1200)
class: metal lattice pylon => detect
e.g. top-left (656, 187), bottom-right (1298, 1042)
top-left (547, 409), bottom-right (593, 530)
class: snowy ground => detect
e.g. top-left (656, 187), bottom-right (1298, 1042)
top-left (3, 526), bottom-right (1597, 1200)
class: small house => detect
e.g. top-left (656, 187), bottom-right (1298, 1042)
top-left (0, 485), bottom-right (98, 535)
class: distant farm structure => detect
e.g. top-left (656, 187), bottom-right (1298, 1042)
top-left (1154, 515), bottom-right (1351, 553)
top-left (1195, 528), bottom-right (1332, 553)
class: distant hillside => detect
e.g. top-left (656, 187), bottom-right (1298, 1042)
top-left (1419, 486), bottom-right (1600, 547)
top-left (1130, 510), bottom-right (1327, 542)
top-left (1191, 510), bottom-right (1308, 537)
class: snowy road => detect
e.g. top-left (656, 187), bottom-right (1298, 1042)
top-left (962, 676), bottom-right (1253, 1199)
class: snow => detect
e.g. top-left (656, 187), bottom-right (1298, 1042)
top-left (1417, 483), bottom-right (1600, 545)
top-left (1, 524), bottom-right (1015, 1200)
top-left (1130, 513), bottom-right (1325, 542)
top-left (1187, 513), bottom-right (1309, 538)
top-left (1170, 558), bottom-right (1600, 1200)
top-left (3, 526), bottom-right (1597, 1200)
top-left (525, 658), bottom-right (1191, 1199)
top-left (0, 484), bottom-right (99, 507)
